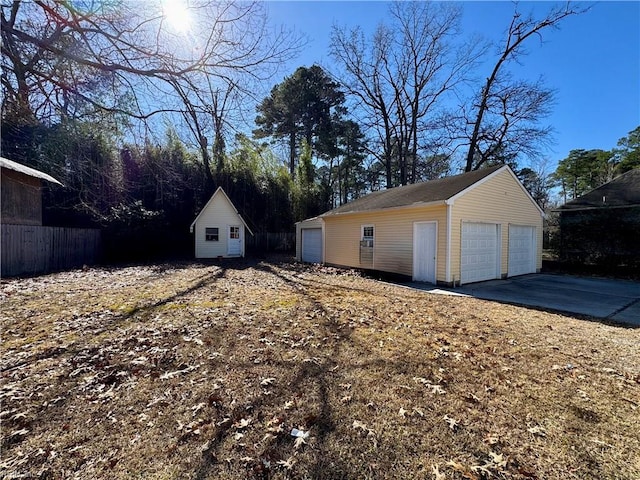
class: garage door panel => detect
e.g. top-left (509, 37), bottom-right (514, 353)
top-left (461, 222), bottom-right (499, 284)
top-left (508, 225), bottom-right (536, 277)
top-left (302, 228), bottom-right (322, 263)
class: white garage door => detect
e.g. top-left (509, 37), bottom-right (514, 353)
top-left (461, 222), bottom-right (500, 285)
top-left (508, 225), bottom-right (536, 277)
top-left (301, 228), bottom-right (322, 263)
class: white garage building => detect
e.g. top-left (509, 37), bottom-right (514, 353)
top-left (296, 165), bottom-right (544, 286)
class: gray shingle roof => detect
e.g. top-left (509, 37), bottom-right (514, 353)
top-left (557, 168), bottom-right (640, 210)
top-left (322, 165), bottom-right (504, 216)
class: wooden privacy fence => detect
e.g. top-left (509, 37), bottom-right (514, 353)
top-left (1, 224), bottom-right (101, 277)
top-left (246, 232), bottom-right (295, 253)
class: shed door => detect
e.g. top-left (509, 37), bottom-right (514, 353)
top-left (461, 222), bottom-right (500, 284)
top-left (413, 222), bottom-right (437, 284)
top-left (228, 225), bottom-right (242, 256)
top-left (301, 228), bottom-right (322, 263)
top-left (508, 225), bottom-right (536, 277)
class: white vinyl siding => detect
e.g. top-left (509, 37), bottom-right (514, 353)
top-left (323, 205), bottom-right (447, 279)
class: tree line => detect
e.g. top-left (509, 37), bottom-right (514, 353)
top-left (551, 126), bottom-right (640, 203)
top-left (7, 0), bottom-right (629, 262)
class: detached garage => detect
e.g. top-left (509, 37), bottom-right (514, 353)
top-left (296, 165), bottom-right (544, 285)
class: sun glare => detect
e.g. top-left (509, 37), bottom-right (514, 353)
top-left (162, 0), bottom-right (191, 33)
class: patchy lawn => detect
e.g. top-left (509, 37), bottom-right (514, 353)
top-left (1, 258), bottom-right (639, 480)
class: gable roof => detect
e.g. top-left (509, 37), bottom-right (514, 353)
top-left (322, 165), bottom-right (509, 216)
top-left (189, 187), bottom-right (254, 235)
top-left (557, 168), bottom-right (640, 211)
top-left (0, 156), bottom-right (63, 186)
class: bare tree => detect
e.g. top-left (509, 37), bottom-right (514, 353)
top-left (2, 0), bottom-right (302, 190)
top-left (1, 1), bottom-right (300, 120)
top-left (330, 1), bottom-right (482, 187)
top-left (463, 2), bottom-right (587, 172)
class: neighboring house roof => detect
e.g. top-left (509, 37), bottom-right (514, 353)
top-left (0, 156), bottom-right (63, 186)
top-left (189, 187), bottom-right (254, 235)
top-left (321, 165), bottom-right (525, 216)
top-left (556, 168), bottom-right (640, 211)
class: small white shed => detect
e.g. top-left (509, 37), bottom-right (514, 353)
top-left (190, 187), bottom-right (253, 258)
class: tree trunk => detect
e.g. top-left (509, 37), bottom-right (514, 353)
top-left (198, 135), bottom-right (215, 192)
top-left (289, 131), bottom-right (296, 178)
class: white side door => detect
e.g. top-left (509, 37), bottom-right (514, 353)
top-left (413, 222), bottom-right (437, 284)
top-left (227, 225), bottom-right (242, 256)
top-left (508, 225), bottom-right (536, 277)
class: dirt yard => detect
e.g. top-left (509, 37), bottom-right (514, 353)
top-left (1, 258), bottom-right (639, 479)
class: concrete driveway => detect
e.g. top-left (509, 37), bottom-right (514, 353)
top-left (408, 274), bottom-right (640, 326)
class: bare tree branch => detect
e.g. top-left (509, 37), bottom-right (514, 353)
top-left (464, 2), bottom-right (589, 171)
top-left (331, 1), bottom-right (482, 187)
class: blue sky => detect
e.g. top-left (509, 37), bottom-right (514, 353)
top-left (265, 1), bottom-right (640, 173)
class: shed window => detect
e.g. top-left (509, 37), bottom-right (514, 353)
top-left (205, 227), bottom-right (219, 242)
top-left (229, 226), bottom-right (240, 239)
top-left (361, 225), bottom-right (374, 247)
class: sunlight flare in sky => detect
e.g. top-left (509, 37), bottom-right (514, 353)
top-left (162, 0), bottom-right (191, 33)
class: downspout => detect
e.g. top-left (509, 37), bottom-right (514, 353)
top-left (445, 199), bottom-right (453, 285)
top-left (321, 217), bottom-right (326, 264)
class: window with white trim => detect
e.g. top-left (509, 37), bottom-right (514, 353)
top-left (229, 226), bottom-right (240, 239)
top-left (361, 225), bottom-right (374, 247)
top-left (205, 227), bottom-right (219, 242)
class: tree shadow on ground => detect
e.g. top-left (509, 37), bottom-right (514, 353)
top-left (192, 262), bottom-right (366, 480)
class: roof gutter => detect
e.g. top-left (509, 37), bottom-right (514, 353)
top-left (554, 204), bottom-right (640, 213)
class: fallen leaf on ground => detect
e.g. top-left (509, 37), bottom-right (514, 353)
top-left (277, 457), bottom-right (296, 469)
top-left (260, 377), bottom-right (275, 387)
top-left (233, 418), bottom-right (251, 429)
top-left (443, 415), bottom-right (459, 430)
top-left (432, 464), bottom-right (446, 479)
top-left (527, 425), bottom-right (547, 437)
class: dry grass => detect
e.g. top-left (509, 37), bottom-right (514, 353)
top-left (1, 258), bottom-right (639, 480)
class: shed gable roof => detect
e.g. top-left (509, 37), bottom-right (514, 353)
top-left (189, 187), bottom-right (253, 235)
top-left (0, 156), bottom-right (63, 186)
top-left (321, 165), bottom-right (506, 216)
top-left (557, 168), bottom-right (640, 210)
